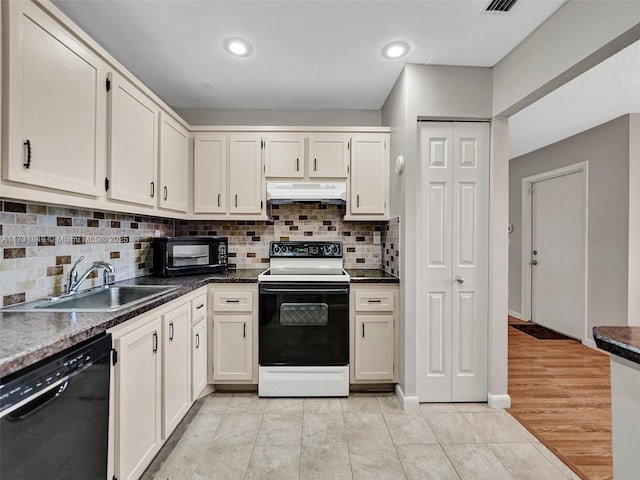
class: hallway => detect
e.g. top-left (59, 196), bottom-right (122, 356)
top-left (507, 317), bottom-right (612, 480)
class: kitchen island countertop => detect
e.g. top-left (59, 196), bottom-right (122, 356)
top-left (593, 326), bottom-right (640, 365)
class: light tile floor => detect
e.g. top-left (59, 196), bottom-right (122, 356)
top-left (141, 393), bottom-right (581, 480)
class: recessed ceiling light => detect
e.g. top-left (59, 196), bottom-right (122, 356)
top-left (224, 38), bottom-right (252, 57)
top-left (382, 41), bottom-right (409, 59)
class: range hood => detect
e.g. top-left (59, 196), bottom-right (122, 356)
top-left (266, 182), bottom-right (347, 204)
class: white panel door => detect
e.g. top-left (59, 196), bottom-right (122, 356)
top-left (418, 122), bottom-right (489, 402)
top-left (420, 123), bottom-right (454, 401)
top-left (531, 171), bottom-right (585, 339)
top-left (193, 134), bottom-right (227, 213)
top-left (451, 123), bottom-right (489, 401)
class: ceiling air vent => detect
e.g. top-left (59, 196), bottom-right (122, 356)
top-left (485, 0), bottom-right (518, 12)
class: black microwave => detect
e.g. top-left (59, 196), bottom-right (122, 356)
top-left (152, 236), bottom-right (228, 277)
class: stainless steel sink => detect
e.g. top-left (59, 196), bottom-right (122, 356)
top-left (4, 285), bottom-right (180, 312)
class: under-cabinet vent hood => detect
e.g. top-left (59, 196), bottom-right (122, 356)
top-left (266, 182), bottom-right (347, 204)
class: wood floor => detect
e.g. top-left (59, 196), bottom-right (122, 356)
top-left (507, 317), bottom-right (612, 480)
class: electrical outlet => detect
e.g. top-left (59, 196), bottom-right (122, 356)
top-left (373, 231), bottom-right (381, 245)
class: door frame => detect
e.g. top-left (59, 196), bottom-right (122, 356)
top-left (520, 161), bottom-right (589, 340)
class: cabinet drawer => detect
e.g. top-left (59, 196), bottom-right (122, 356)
top-left (191, 294), bottom-right (207, 322)
top-left (354, 290), bottom-right (394, 312)
top-left (212, 290), bottom-right (253, 312)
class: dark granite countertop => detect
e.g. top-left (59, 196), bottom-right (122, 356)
top-left (347, 269), bottom-right (399, 283)
top-left (0, 269), bottom-right (264, 378)
top-left (593, 326), bottom-right (640, 365)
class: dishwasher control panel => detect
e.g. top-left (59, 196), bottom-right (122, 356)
top-left (0, 333), bottom-right (112, 416)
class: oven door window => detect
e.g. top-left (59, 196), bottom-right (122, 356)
top-left (259, 285), bottom-right (349, 367)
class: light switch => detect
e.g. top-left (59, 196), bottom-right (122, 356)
top-left (373, 232), bottom-right (381, 245)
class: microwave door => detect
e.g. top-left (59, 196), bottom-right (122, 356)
top-left (171, 244), bottom-right (210, 267)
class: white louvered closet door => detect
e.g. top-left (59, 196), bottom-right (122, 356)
top-left (418, 122), bottom-right (489, 402)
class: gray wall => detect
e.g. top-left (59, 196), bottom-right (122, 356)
top-left (175, 108), bottom-right (381, 126)
top-left (382, 64), bottom-right (493, 401)
top-left (509, 115), bottom-right (631, 336)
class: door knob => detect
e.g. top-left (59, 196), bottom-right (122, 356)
top-left (530, 260), bottom-right (538, 266)
top-left (455, 276), bottom-right (464, 284)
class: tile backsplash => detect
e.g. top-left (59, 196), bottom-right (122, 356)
top-left (1, 200), bottom-right (400, 306)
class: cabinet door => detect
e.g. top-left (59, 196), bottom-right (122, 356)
top-left (354, 315), bottom-right (394, 381)
top-left (308, 134), bottom-right (349, 178)
top-left (4, 1), bottom-right (105, 196)
top-left (114, 317), bottom-right (162, 480)
top-left (264, 134), bottom-right (305, 178)
top-left (159, 113), bottom-right (189, 213)
top-left (192, 319), bottom-right (207, 399)
top-left (193, 134), bottom-right (227, 213)
top-left (108, 72), bottom-right (158, 207)
top-left (213, 314), bottom-right (252, 381)
top-left (229, 134), bottom-right (263, 214)
top-left (162, 303), bottom-right (191, 439)
top-left (350, 134), bottom-right (389, 215)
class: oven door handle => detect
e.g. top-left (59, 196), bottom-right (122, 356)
top-left (259, 286), bottom-right (350, 295)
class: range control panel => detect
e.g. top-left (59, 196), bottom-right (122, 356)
top-left (269, 241), bottom-right (343, 258)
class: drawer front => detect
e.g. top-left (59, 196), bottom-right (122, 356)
top-left (354, 290), bottom-right (394, 312)
top-left (191, 293), bottom-right (207, 322)
top-left (213, 290), bottom-right (253, 312)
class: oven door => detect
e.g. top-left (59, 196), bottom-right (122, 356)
top-left (259, 282), bottom-right (349, 367)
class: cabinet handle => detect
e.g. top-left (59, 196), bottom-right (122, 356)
top-left (357, 194), bottom-right (360, 207)
top-left (152, 331), bottom-right (158, 353)
top-left (314, 158), bottom-right (317, 171)
top-left (217, 193), bottom-right (221, 207)
top-left (226, 299), bottom-right (240, 303)
top-left (169, 321), bottom-right (174, 342)
top-left (235, 194), bottom-right (238, 208)
top-left (23, 140), bottom-right (32, 169)
top-left (243, 322), bottom-right (246, 338)
top-left (296, 158), bottom-right (299, 171)
top-left (196, 303), bottom-right (205, 310)
top-left (163, 186), bottom-right (168, 201)
top-left (195, 333), bottom-right (200, 349)
top-left (368, 299), bottom-right (381, 303)
top-left (150, 181), bottom-right (155, 197)
top-left (362, 324), bottom-right (365, 338)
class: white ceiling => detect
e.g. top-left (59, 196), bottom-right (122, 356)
top-left (52, 0), bottom-right (638, 159)
top-left (53, 0), bottom-right (566, 110)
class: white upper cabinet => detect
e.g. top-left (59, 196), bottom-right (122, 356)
top-left (193, 134), bottom-right (227, 214)
top-left (107, 72), bottom-right (159, 207)
top-left (159, 113), bottom-right (189, 213)
top-left (347, 133), bottom-right (389, 219)
top-left (3, 1), bottom-right (106, 196)
top-left (308, 133), bottom-right (350, 178)
top-left (229, 134), bottom-right (264, 215)
top-left (264, 134), bottom-right (305, 178)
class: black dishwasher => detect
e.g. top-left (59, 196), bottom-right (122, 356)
top-left (0, 333), bottom-right (112, 480)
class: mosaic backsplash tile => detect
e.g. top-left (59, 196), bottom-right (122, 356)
top-left (1, 200), bottom-right (399, 306)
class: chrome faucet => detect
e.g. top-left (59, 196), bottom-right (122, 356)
top-left (67, 259), bottom-right (115, 294)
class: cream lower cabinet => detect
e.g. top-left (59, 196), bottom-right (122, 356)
top-left (162, 303), bottom-right (191, 439)
top-left (350, 284), bottom-right (398, 383)
top-left (210, 285), bottom-right (257, 383)
top-left (111, 314), bottom-right (162, 480)
top-left (191, 292), bottom-right (208, 399)
top-left (110, 292), bottom-right (201, 480)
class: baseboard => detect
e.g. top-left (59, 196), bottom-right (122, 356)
top-left (508, 310), bottom-right (528, 321)
top-left (488, 393), bottom-right (511, 409)
top-left (395, 384), bottom-right (419, 410)
top-left (582, 337), bottom-right (600, 352)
